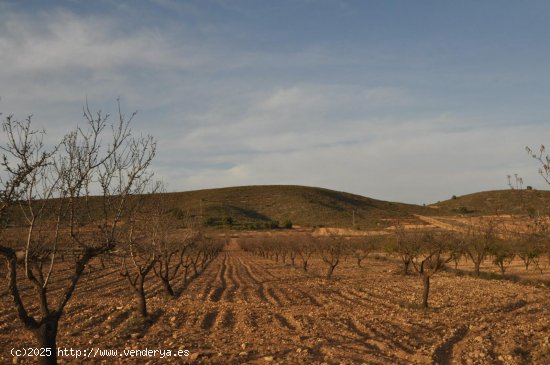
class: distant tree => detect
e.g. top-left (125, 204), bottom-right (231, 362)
top-left (318, 234), bottom-right (347, 279)
top-left (463, 218), bottom-right (499, 276)
top-left (490, 239), bottom-right (515, 275)
top-left (507, 173), bottom-right (524, 190)
top-left (297, 235), bottom-right (316, 272)
top-left (148, 188), bottom-right (199, 297)
top-left (223, 216), bottom-right (234, 227)
top-left (349, 236), bottom-right (379, 268)
top-left (448, 235), bottom-right (465, 270)
top-left (388, 225), bottom-right (420, 275)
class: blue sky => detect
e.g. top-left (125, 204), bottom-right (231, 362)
top-left (2, 0), bottom-right (550, 204)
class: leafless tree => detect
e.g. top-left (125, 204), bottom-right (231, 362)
top-left (0, 101), bottom-right (155, 365)
top-left (463, 218), bottom-right (499, 276)
top-left (318, 233), bottom-right (347, 279)
top-left (408, 230), bottom-right (452, 308)
top-left (489, 238), bottom-right (515, 275)
top-left (389, 225), bottom-right (420, 275)
top-left (144, 188), bottom-right (199, 297)
top-left (349, 235), bottom-right (380, 268)
top-left (120, 234), bottom-right (156, 317)
top-left (297, 234), bottom-right (316, 272)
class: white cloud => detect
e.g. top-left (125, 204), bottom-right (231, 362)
top-left (1, 5), bottom-right (549, 205)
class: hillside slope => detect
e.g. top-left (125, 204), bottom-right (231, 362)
top-left (161, 185), bottom-right (437, 229)
top-left (430, 189), bottom-right (550, 215)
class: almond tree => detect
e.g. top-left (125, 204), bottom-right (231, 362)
top-left (463, 218), bottom-right (498, 276)
top-left (318, 233), bottom-right (348, 279)
top-left (0, 102), bottom-right (155, 365)
top-left (120, 197), bottom-right (158, 318)
top-left (408, 231), bottom-right (452, 308)
top-left (146, 189), bottom-right (198, 297)
top-left (297, 234), bottom-right (316, 272)
top-left (490, 239), bottom-right (515, 275)
top-left (350, 235), bottom-right (380, 268)
top-left (389, 225), bottom-right (421, 275)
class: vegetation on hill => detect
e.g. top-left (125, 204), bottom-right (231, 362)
top-left (159, 185), bottom-right (438, 229)
top-left (430, 189), bottom-right (550, 216)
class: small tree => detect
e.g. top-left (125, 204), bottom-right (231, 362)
top-left (463, 218), bottom-right (499, 276)
top-left (349, 236), bottom-right (379, 268)
top-left (120, 216), bottom-right (157, 318)
top-left (408, 231), bottom-right (452, 308)
top-left (389, 225), bottom-right (421, 275)
top-left (297, 235), bottom-right (316, 272)
top-left (149, 190), bottom-right (198, 297)
top-left (490, 239), bottom-right (515, 275)
top-left (318, 234), bottom-right (347, 279)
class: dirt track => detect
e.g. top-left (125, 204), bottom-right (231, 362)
top-left (1, 238), bottom-right (549, 364)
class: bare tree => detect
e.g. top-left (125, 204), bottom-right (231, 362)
top-left (297, 234), bottom-right (316, 273)
top-left (152, 200), bottom-right (199, 297)
top-left (349, 235), bottom-right (379, 268)
top-left (0, 102), bottom-right (155, 365)
top-left (408, 231), bottom-right (452, 308)
top-left (318, 233), bottom-right (347, 279)
top-left (463, 218), bottom-right (498, 276)
top-left (119, 196), bottom-right (158, 318)
top-left (490, 239), bottom-right (515, 275)
top-left (389, 225), bottom-right (420, 275)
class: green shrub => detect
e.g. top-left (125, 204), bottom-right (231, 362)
top-left (204, 217), bottom-right (218, 226)
top-left (223, 216), bottom-right (234, 226)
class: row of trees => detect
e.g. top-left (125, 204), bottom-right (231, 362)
top-left (240, 233), bottom-right (385, 279)
top-left (241, 220), bottom-right (550, 309)
top-left (0, 105), bottom-right (223, 364)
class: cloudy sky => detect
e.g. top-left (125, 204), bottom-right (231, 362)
top-left (2, 0), bottom-right (550, 204)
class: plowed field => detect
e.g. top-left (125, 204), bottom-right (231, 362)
top-left (1, 238), bottom-right (549, 364)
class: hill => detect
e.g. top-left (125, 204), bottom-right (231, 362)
top-left (430, 189), bottom-right (550, 216)
top-left (160, 185), bottom-right (438, 229)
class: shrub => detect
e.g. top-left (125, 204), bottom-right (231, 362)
top-left (204, 217), bottom-right (218, 226)
top-left (457, 206), bottom-right (472, 214)
top-left (267, 220), bottom-right (279, 229)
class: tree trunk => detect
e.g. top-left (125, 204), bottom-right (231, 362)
top-left (403, 258), bottom-right (411, 275)
top-left (34, 317), bottom-right (58, 365)
top-left (357, 258), bottom-right (362, 268)
top-left (302, 260), bottom-right (308, 272)
top-left (161, 277), bottom-right (175, 297)
top-left (136, 280), bottom-right (148, 317)
top-left (474, 261), bottom-right (481, 276)
top-left (326, 265), bottom-right (336, 279)
top-left (183, 266), bottom-right (189, 285)
top-left (422, 275), bottom-right (430, 308)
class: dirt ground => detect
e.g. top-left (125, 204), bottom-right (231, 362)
top-left (1, 238), bottom-right (549, 364)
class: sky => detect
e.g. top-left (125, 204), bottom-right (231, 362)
top-left (2, 0), bottom-right (550, 204)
